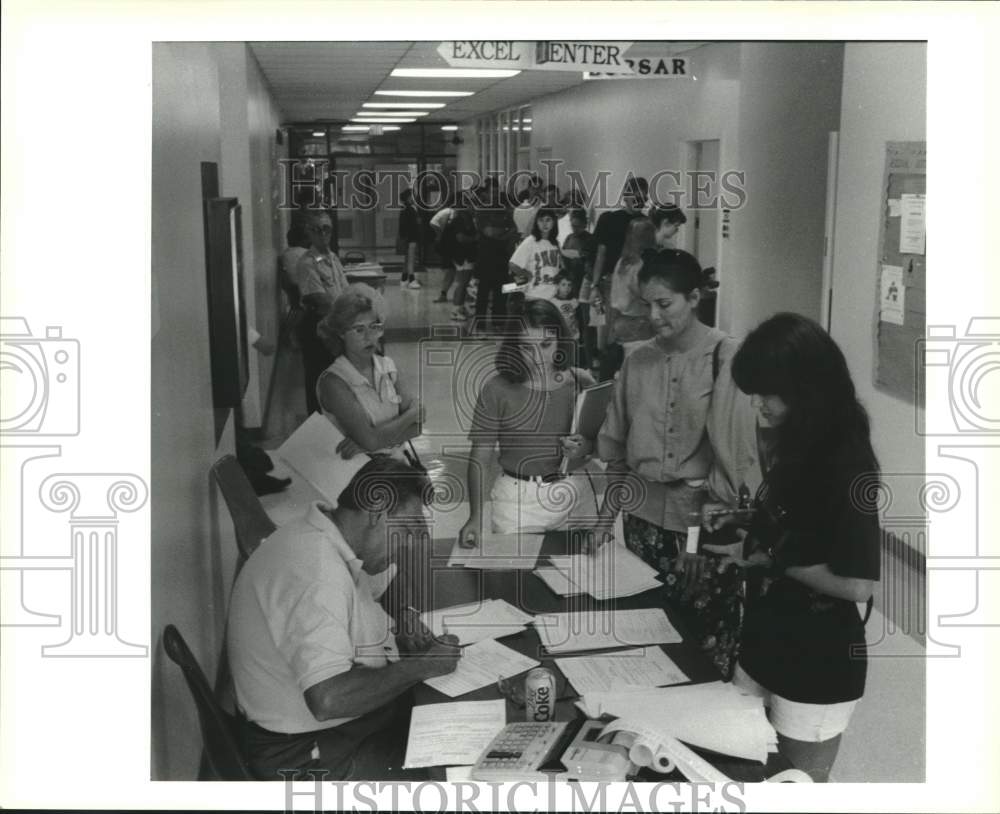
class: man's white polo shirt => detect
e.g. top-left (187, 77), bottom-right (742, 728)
top-left (227, 503), bottom-right (399, 734)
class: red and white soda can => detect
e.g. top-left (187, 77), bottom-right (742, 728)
top-left (524, 667), bottom-right (556, 722)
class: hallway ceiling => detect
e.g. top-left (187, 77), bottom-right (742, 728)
top-left (249, 41), bottom-right (706, 125)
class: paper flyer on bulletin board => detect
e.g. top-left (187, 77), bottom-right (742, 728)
top-left (873, 142), bottom-right (926, 403)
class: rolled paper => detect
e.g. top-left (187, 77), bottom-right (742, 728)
top-left (653, 748), bottom-right (676, 773)
top-left (628, 738), bottom-right (658, 768)
top-left (685, 525), bottom-right (701, 555)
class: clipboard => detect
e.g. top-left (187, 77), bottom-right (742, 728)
top-left (559, 380), bottom-right (615, 475)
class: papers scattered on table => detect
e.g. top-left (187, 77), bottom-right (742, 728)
top-left (533, 608), bottom-right (682, 653)
top-left (424, 639), bottom-right (540, 697)
top-left (576, 681), bottom-right (777, 764)
top-left (421, 599), bottom-right (535, 646)
top-left (403, 699), bottom-right (507, 769)
top-left (535, 544), bottom-right (661, 600)
top-left (447, 532), bottom-right (545, 570)
top-left (276, 412), bottom-right (368, 506)
top-left (556, 647), bottom-right (688, 694)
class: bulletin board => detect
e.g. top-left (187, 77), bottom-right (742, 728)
top-left (873, 141), bottom-right (926, 402)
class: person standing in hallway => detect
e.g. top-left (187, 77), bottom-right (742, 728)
top-left (472, 200), bottom-right (518, 334)
top-left (602, 217), bottom-right (658, 379)
top-left (706, 312), bottom-right (882, 782)
top-left (588, 176), bottom-right (649, 375)
top-left (293, 210), bottom-right (350, 415)
top-left (650, 203), bottom-right (687, 249)
top-left (397, 189), bottom-right (422, 289)
top-left (459, 299), bottom-right (597, 546)
top-left (590, 251), bottom-right (760, 680)
top-left (509, 208), bottom-right (562, 302)
top-left (316, 287), bottom-right (423, 460)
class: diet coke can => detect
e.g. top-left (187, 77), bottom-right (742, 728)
top-left (524, 667), bottom-right (556, 722)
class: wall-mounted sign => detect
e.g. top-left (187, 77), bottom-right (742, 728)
top-left (437, 41), bottom-right (532, 69)
top-left (584, 55), bottom-right (692, 80)
top-left (438, 41), bottom-right (634, 74)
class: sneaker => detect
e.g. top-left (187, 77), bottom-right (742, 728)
top-left (407, 279), bottom-right (422, 290)
top-left (433, 293), bottom-right (449, 303)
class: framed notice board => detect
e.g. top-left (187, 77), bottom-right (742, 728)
top-left (874, 141), bottom-right (926, 403)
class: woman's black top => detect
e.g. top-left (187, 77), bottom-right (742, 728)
top-left (739, 452), bottom-right (881, 704)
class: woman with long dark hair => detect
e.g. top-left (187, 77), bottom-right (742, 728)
top-left (708, 312), bottom-right (882, 781)
top-left (459, 299), bottom-right (596, 545)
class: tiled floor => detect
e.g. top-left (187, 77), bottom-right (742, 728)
top-left (260, 266), bottom-right (926, 782)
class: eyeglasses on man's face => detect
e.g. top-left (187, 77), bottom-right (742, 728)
top-left (345, 320), bottom-right (385, 337)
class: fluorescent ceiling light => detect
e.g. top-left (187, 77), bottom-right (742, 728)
top-left (342, 125), bottom-right (370, 131)
top-left (441, 125), bottom-right (458, 131)
top-left (363, 102), bottom-right (446, 109)
top-left (311, 131), bottom-right (325, 137)
top-left (391, 68), bottom-right (520, 79)
top-left (381, 126), bottom-right (401, 132)
top-left (375, 90), bottom-right (474, 97)
top-left (355, 110), bottom-right (428, 117)
top-left (351, 117), bottom-right (416, 123)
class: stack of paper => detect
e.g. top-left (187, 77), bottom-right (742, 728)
top-left (534, 543), bottom-right (661, 599)
top-left (576, 681), bottom-right (778, 764)
top-left (533, 608), bottom-right (682, 653)
top-left (424, 639), bottom-right (539, 697)
top-left (403, 699), bottom-right (507, 769)
top-left (555, 647), bottom-right (688, 694)
top-left (447, 532), bottom-right (545, 570)
top-left (421, 599), bottom-right (535, 645)
top-left (276, 412), bottom-right (368, 506)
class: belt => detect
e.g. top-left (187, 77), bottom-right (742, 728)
top-left (502, 469), bottom-right (566, 484)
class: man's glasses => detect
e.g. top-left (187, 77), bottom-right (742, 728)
top-left (311, 224), bottom-right (334, 234)
top-left (346, 321), bottom-right (385, 337)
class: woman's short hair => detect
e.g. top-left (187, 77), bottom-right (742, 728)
top-left (317, 287), bottom-right (378, 356)
top-left (495, 299), bottom-right (574, 382)
top-left (649, 204), bottom-right (688, 228)
top-left (530, 208), bottom-right (560, 243)
top-left (636, 249), bottom-right (703, 296)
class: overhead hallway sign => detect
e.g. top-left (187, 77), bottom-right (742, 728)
top-left (584, 55), bottom-right (692, 79)
top-left (438, 41), bottom-right (635, 74)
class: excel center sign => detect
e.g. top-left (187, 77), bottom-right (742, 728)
top-left (437, 41), bottom-right (691, 78)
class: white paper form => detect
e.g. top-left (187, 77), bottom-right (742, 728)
top-left (577, 681), bottom-right (777, 764)
top-left (534, 608), bottom-right (682, 653)
top-left (880, 264), bottom-right (905, 326)
top-left (538, 544), bottom-right (661, 600)
top-left (421, 599), bottom-right (534, 646)
top-left (556, 647), bottom-right (688, 694)
top-left (276, 412), bottom-right (368, 506)
top-left (403, 699), bottom-right (507, 769)
top-left (899, 193), bottom-right (926, 255)
top-left (447, 532), bottom-right (545, 570)
top-left (424, 639), bottom-right (540, 697)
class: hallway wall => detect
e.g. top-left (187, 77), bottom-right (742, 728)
top-left (150, 42), bottom-right (284, 781)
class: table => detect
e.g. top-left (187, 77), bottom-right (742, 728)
top-left (344, 262), bottom-right (387, 293)
top-left (409, 530), bottom-right (791, 783)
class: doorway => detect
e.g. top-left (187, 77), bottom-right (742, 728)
top-left (683, 139), bottom-right (722, 327)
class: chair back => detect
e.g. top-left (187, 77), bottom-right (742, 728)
top-left (343, 250), bottom-right (366, 264)
top-left (162, 624), bottom-right (253, 780)
top-left (212, 454), bottom-right (276, 560)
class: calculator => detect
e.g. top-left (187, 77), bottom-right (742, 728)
top-left (471, 719), bottom-right (635, 782)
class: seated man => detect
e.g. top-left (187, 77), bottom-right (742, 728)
top-left (227, 456), bottom-right (460, 780)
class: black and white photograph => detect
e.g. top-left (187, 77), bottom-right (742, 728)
top-left (2, 3), bottom-right (998, 813)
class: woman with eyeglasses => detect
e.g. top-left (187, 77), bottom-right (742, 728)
top-left (460, 299), bottom-right (596, 546)
top-left (316, 286), bottom-right (423, 460)
top-left (704, 312), bottom-right (882, 782)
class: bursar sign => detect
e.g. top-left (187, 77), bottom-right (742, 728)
top-left (437, 41), bottom-right (635, 74)
top-left (584, 55), bottom-right (692, 80)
